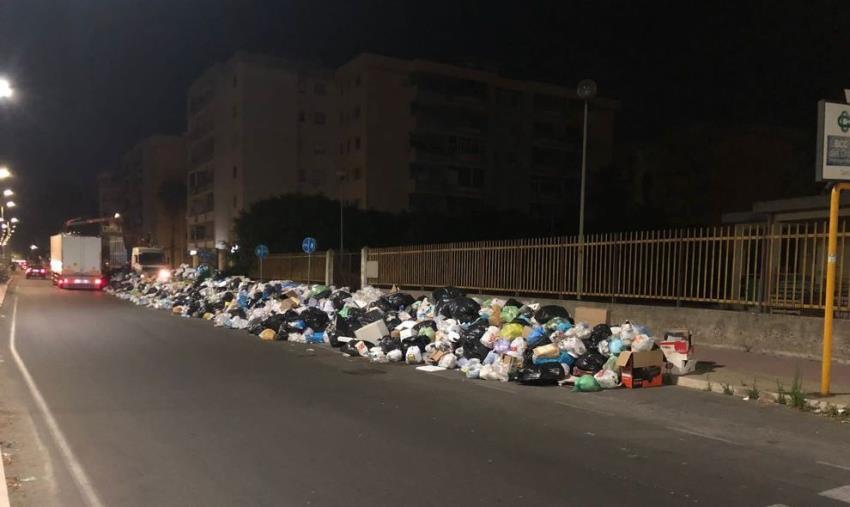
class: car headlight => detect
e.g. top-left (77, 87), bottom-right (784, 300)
top-left (157, 269), bottom-right (171, 281)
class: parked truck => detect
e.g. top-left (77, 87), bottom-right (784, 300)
top-left (131, 246), bottom-right (171, 281)
top-left (50, 234), bottom-right (104, 289)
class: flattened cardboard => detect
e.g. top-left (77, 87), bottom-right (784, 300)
top-left (574, 306), bottom-right (608, 327)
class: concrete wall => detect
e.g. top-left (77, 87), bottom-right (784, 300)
top-left (398, 288), bottom-right (850, 363)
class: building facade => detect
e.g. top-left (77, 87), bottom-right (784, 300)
top-left (185, 53), bottom-right (335, 257)
top-left (120, 135), bottom-right (188, 266)
top-left (335, 54), bottom-right (616, 218)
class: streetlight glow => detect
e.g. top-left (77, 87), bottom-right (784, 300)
top-left (10, 217), bottom-right (18, 223)
top-left (0, 167), bottom-right (10, 179)
top-left (3, 189), bottom-right (12, 197)
top-left (113, 212), bottom-right (121, 219)
top-left (0, 78), bottom-right (12, 99)
top-left (5, 201), bottom-right (15, 208)
top-left (30, 245), bottom-right (37, 251)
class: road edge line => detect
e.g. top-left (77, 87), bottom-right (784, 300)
top-left (8, 297), bottom-right (105, 507)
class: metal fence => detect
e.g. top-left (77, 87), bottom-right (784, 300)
top-left (253, 252), bottom-right (328, 284)
top-left (365, 221), bottom-right (850, 313)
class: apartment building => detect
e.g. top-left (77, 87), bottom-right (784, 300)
top-left (335, 53), bottom-right (616, 218)
top-left (120, 135), bottom-right (188, 265)
top-left (185, 53), bottom-right (335, 257)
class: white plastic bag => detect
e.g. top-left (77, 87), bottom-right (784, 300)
top-left (437, 353), bottom-right (458, 369)
top-left (387, 349), bottom-right (403, 362)
top-left (405, 346), bottom-right (423, 364)
top-left (631, 334), bottom-right (654, 352)
top-left (594, 368), bottom-right (620, 389)
top-left (559, 336), bottom-right (587, 357)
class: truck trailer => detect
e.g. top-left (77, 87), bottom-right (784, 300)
top-left (50, 234), bottom-right (104, 289)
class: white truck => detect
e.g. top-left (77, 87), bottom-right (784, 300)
top-left (131, 246), bottom-right (171, 281)
top-left (50, 234), bottom-right (104, 290)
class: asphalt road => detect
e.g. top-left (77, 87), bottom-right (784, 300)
top-left (2, 277), bottom-right (850, 506)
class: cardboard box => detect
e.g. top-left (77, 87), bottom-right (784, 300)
top-left (500, 354), bottom-right (523, 373)
top-left (659, 328), bottom-right (695, 375)
top-left (574, 306), bottom-right (608, 327)
top-left (616, 349), bottom-right (664, 388)
top-left (354, 320), bottom-right (389, 343)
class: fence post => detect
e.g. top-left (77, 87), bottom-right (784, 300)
top-left (360, 247), bottom-right (369, 288)
top-left (325, 249), bottom-right (334, 286)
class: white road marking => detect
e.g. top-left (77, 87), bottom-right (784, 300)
top-left (474, 382), bottom-right (516, 394)
top-left (821, 485), bottom-right (850, 503)
top-left (666, 427), bottom-right (741, 446)
top-left (818, 461), bottom-right (850, 472)
top-left (765, 504), bottom-right (790, 507)
top-left (8, 298), bottom-right (105, 507)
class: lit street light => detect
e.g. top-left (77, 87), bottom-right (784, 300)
top-left (30, 245), bottom-right (37, 251)
top-left (6, 201), bottom-right (15, 208)
top-left (10, 217), bottom-right (18, 223)
top-left (3, 189), bottom-right (13, 197)
top-left (0, 167), bottom-right (10, 179)
top-left (0, 78), bottom-right (12, 99)
top-left (113, 212), bottom-right (121, 219)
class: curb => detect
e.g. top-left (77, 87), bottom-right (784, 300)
top-left (0, 281), bottom-right (9, 309)
top-left (671, 375), bottom-right (849, 413)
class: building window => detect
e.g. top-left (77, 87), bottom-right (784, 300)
top-left (353, 106), bottom-right (361, 119)
top-left (355, 137), bottom-right (361, 150)
top-left (314, 82), bottom-right (326, 95)
top-left (354, 167), bottom-right (361, 180)
top-left (298, 111), bottom-right (305, 123)
top-left (314, 112), bottom-right (326, 125)
top-left (232, 166), bottom-right (238, 178)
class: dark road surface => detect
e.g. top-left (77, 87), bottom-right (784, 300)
top-left (2, 277), bottom-right (850, 506)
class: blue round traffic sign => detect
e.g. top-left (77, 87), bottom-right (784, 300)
top-left (302, 237), bottom-right (317, 254)
top-left (254, 244), bottom-right (269, 259)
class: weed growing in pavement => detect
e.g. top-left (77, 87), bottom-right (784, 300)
top-left (826, 405), bottom-right (840, 418)
top-left (776, 381), bottom-right (787, 405)
top-left (744, 378), bottom-right (760, 400)
top-left (721, 382), bottom-right (734, 395)
top-left (789, 371), bottom-right (806, 410)
top-left (704, 376), bottom-right (713, 392)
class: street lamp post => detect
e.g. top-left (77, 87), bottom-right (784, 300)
top-left (575, 79), bottom-right (597, 300)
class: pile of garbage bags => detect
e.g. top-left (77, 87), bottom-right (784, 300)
top-left (107, 265), bottom-right (664, 392)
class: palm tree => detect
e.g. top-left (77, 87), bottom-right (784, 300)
top-left (157, 178), bottom-right (187, 265)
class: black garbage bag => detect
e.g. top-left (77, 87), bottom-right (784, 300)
top-left (301, 307), bottom-right (330, 331)
top-left (355, 308), bottom-right (384, 329)
top-left (457, 320), bottom-right (490, 360)
top-left (433, 286), bottom-right (465, 302)
top-left (516, 363), bottom-right (566, 386)
top-left (312, 287), bottom-right (332, 300)
top-left (261, 313), bottom-right (287, 332)
top-left (228, 308), bottom-right (246, 319)
top-left (373, 297), bottom-right (395, 313)
top-left (575, 351), bottom-right (606, 373)
top-left (329, 291), bottom-right (351, 310)
top-left (386, 292), bottom-right (415, 310)
top-left (534, 305), bottom-right (570, 324)
top-left (187, 301), bottom-right (201, 315)
top-left (522, 346), bottom-right (536, 368)
top-left (514, 306), bottom-right (535, 325)
top-left (439, 297), bottom-right (481, 323)
top-left (413, 320), bottom-right (438, 333)
top-left (378, 336), bottom-right (402, 353)
top-left (504, 298), bottom-right (523, 309)
top-left (583, 324), bottom-right (612, 350)
top-left (383, 312), bottom-right (402, 331)
top-left (340, 342), bottom-right (359, 356)
top-left (401, 334), bottom-right (431, 353)
top-left (280, 310), bottom-right (306, 334)
top-left (248, 322), bottom-right (265, 335)
top-left (222, 292), bottom-right (235, 303)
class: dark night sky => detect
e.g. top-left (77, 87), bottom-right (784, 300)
top-left (0, 0), bottom-right (848, 251)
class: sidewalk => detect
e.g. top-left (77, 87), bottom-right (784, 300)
top-left (674, 344), bottom-right (850, 409)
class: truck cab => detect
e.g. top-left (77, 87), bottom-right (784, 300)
top-left (131, 247), bottom-right (170, 281)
